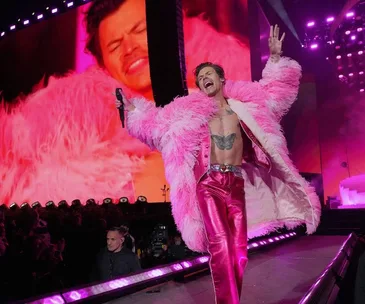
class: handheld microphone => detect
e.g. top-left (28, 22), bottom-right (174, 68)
top-left (115, 88), bottom-right (125, 128)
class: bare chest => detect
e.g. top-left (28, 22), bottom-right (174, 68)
top-left (208, 108), bottom-right (241, 135)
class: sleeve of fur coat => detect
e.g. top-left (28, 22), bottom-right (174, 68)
top-left (126, 97), bottom-right (163, 151)
top-left (259, 56), bottom-right (302, 120)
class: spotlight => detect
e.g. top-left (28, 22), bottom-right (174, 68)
top-left (20, 202), bottom-right (29, 209)
top-left (1, 32), bottom-right (4, 37)
top-left (118, 197), bottom-right (129, 204)
top-left (23, 20), bottom-right (29, 25)
top-left (37, 14), bottom-right (43, 20)
top-left (307, 21), bottom-right (315, 27)
top-left (345, 30), bottom-right (351, 35)
top-left (347, 53), bottom-right (352, 57)
top-left (32, 201), bottom-right (41, 209)
top-left (46, 201), bottom-right (55, 209)
top-left (9, 203), bottom-right (18, 210)
top-left (359, 51), bottom-right (363, 55)
top-left (86, 198), bottom-right (96, 205)
top-left (357, 28), bottom-right (363, 32)
top-left (351, 35), bottom-right (356, 41)
top-left (339, 74), bottom-right (344, 79)
top-left (58, 200), bottom-right (68, 208)
top-left (71, 199), bottom-right (81, 207)
top-left (346, 12), bottom-right (355, 18)
top-left (103, 197), bottom-right (113, 205)
top-left (326, 17), bottom-right (334, 23)
top-left (336, 55), bottom-right (342, 59)
top-left (10, 25), bottom-right (16, 30)
top-left (359, 71), bottom-right (364, 75)
top-left (51, 8), bottom-right (58, 14)
top-left (67, 2), bottom-right (74, 7)
top-left (349, 73), bottom-right (354, 77)
top-left (310, 44), bottom-right (318, 49)
top-left (360, 89), bottom-right (364, 92)
top-left (136, 196), bottom-right (147, 203)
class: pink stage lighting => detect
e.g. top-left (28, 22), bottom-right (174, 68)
top-left (310, 44), bottom-right (318, 49)
top-left (52, 8), bottom-right (58, 14)
top-left (339, 74), bottom-right (344, 79)
top-left (23, 20), bottom-right (29, 25)
top-left (67, 2), bottom-right (74, 7)
top-left (1, 32), bottom-right (5, 37)
top-left (37, 14), bottom-right (43, 20)
top-left (346, 12), bottom-right (355, 18)
top-left (336, 55), bottom-right (342, 59)
top-left (359, 71), bottom-right (364, 75)
top-left (359, 51), bottom-right (364, 55)
top-left (307, 21), bottom-right (315, 27)
top-left (349, 73), bottom-right (354, 77)
top-left (345, 30), bottom-right (351, 35)
top-left (10, 25), bottom-right (15, 30)
top-left (326, 17), bottom-right (335, 22)
top-left (347, 53), bottom-right (352, 57)
top-left (351, 35), bottom-right (356, 40)
top-left (357, 28), bottom-right (363, 32)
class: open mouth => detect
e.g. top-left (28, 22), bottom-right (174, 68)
top-left (203, 80), bottom-right (214, 89)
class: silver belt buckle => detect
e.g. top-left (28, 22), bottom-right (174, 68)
top-left (219, 165), bottom-right (229, 173)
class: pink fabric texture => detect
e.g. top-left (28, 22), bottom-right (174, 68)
top-left (127, 56), bottom-right (322, 252)
top-left (197, 171), bottom-right (247, 304)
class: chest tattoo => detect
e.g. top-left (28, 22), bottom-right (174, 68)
top-left (211, 133), bottom-right (237, 150)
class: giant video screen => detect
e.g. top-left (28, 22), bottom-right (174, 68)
top-left (0, 0), bottom-right (251, 205)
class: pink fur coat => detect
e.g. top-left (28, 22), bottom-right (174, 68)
top-left (127, 57), bottom-right (322, 252)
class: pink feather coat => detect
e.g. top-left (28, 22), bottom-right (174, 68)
top-left (127, 57), bottom-right (322, 252)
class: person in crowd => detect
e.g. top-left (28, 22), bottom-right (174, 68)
top-left (93, 226), bottom-right (141, 281)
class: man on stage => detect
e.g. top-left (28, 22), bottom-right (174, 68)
top-left (117, 25), bottom-right (321, 303)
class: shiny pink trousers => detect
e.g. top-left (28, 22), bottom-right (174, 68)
top-left (197, 170), bottom-right (248, 304)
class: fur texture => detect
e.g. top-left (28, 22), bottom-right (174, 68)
top-left (0, 68), bottom-right (150, 204)
top-left (127, 57), bottom-right (321, 252)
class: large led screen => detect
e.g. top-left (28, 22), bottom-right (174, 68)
top-left (0, 0), bottom-right (251, 205)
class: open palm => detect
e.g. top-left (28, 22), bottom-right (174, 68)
top-left (269, 25), bottom-right (285, 56)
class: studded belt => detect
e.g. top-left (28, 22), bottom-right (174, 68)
top-left (209, 164), bottom-right (243, 177)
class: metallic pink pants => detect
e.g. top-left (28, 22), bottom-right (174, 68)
top-left (197, 170), bottom-right (248, 304)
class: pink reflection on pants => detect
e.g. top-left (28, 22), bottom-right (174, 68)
top-left (197, 170), bottom-right (248, 304)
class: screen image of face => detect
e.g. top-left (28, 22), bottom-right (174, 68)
top-left (0, 0), bottom-right (251, 206)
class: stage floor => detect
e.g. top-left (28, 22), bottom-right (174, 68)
top-left (106, 235), bottom-right (347, 304)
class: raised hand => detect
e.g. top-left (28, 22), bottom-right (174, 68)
top-left (269, 24), bottom-right (285, 56)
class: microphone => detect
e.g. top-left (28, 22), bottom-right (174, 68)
top-left (115, 88), bottom-right (125, 128)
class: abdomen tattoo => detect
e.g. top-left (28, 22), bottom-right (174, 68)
top-left (211, 133), bottom-right (237, 150)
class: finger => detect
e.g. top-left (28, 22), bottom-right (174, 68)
top-left (280, 32), bottom-right (286, 42)
top-left (270, 25), bottom-right (273, 38)
top-left (275, 25), bottom-right (280, 38)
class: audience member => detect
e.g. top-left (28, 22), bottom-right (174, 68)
top-left (93, 227), bottom-right (141, 281)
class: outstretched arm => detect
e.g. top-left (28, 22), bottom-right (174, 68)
top-left (259, 25), bottom-right (302, 119)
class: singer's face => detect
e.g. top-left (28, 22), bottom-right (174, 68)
top-left (99, 0), bottom-right (150, 94)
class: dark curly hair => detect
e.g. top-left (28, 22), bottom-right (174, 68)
top-left (193, 62), bottom-right (225, 88)
top-left (85, 0), bottom-right (126, 66)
